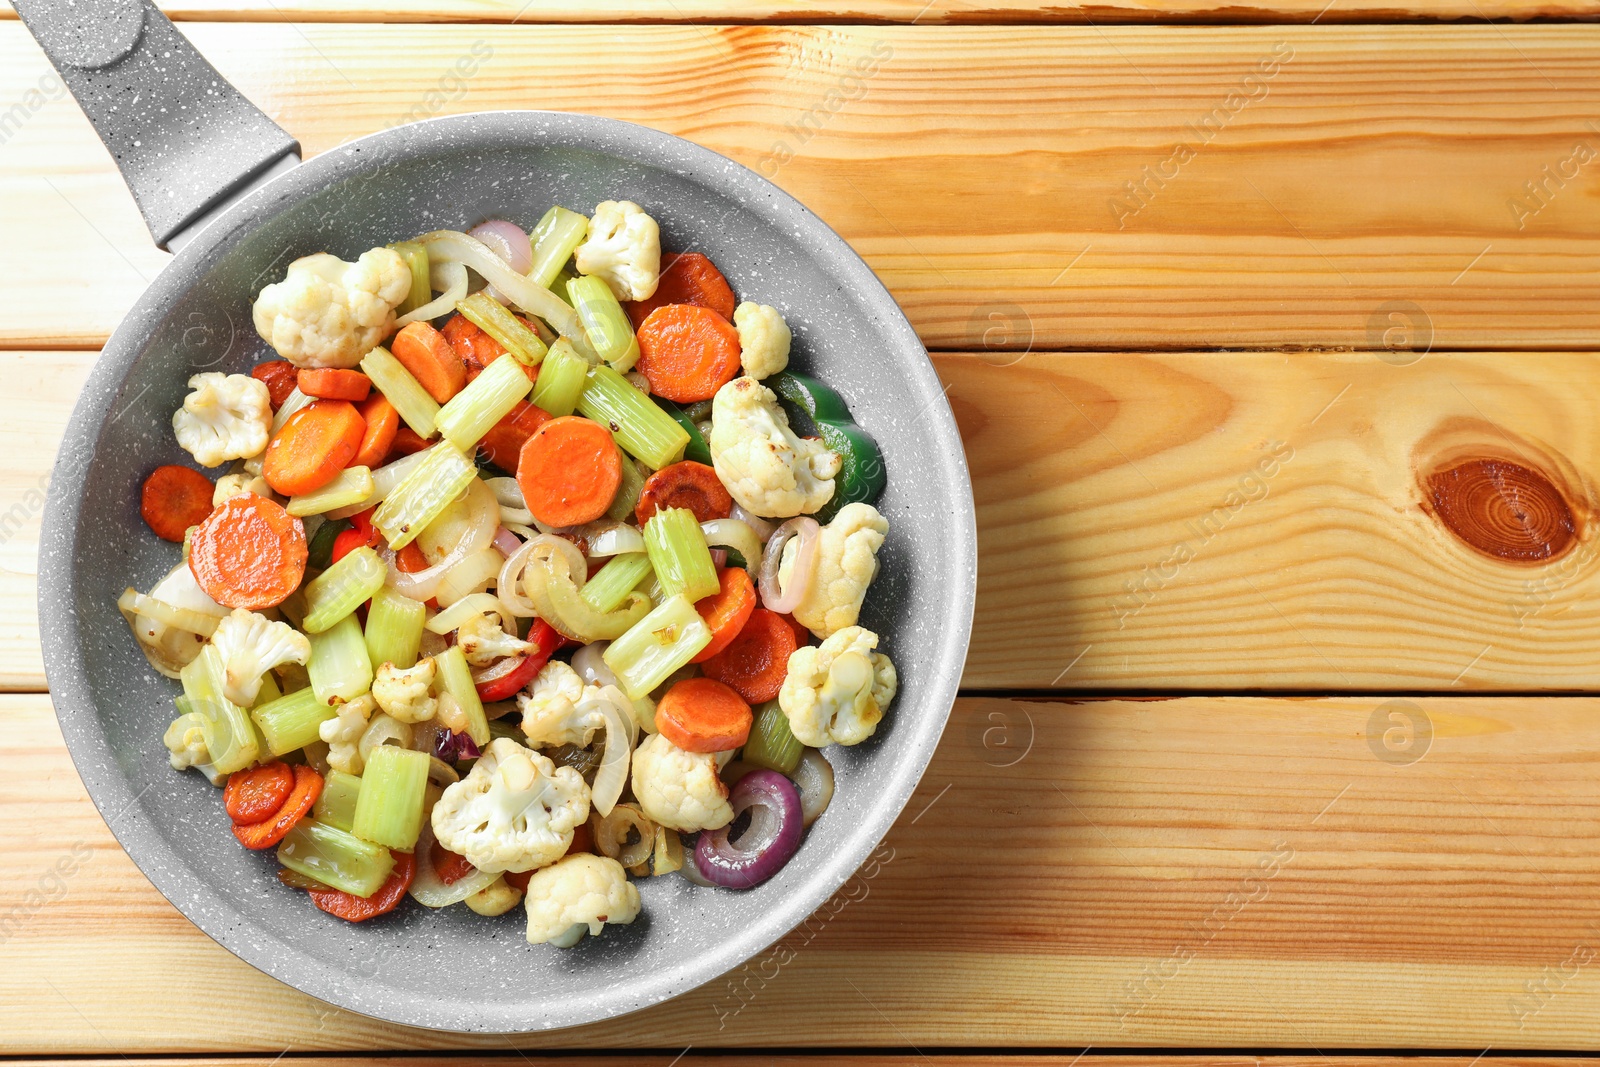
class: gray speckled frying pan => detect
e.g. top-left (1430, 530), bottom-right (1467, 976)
top-left (21, 0), bottom-right (975, 1034)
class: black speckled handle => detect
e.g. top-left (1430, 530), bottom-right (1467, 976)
top-left (13, 0), bottom-right (300, 250)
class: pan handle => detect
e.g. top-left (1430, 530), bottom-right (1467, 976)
top-left (13, 0), bottom-right (300, 251)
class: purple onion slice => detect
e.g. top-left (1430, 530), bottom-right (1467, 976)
top-left (694, 769), bottom-right (804, 889)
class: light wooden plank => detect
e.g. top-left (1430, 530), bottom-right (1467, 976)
top-left (7, 692), bottom-right (1600, 1052)
top-left (3, 24), bottom-right (1600, 351)
top-left (8, 1060), bottom-right (1594, 1067)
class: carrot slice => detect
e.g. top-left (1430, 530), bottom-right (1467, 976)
top-left (624, 252), bottom-right (737, 330)
top-left (516, 416), bottom-right (623, 527)
top-left (478, 399), bottom-right (553, 474)
top-left (225, 761), bottom-right (295, 826)
top-left (188, 494), bottom-right (307, 610)
top-left (297, 368), bottom-right (371, 402)
top-left (656, 676), bottom-right (752, 753)
top-left (391, 321), bottom-right (466, 403)
top-left (309, 848), bottom-right (415, 922)
top-left (690, 567), bottom-right (758, 664)
top-left (263, 399), bottom-right (366, 497)
top-left (250, 360), bottom-right (300, 410)
top-left (140, 465), bottom-right (216, 542)
top-left (700, 608), bottom-right (798, 704)
top-left (635, 304), bottom-right (743, 403)
top-left (232, 764), bottom-right (323, 850)
top-left (635, 460), bottom-right (734, 525)
top-left (387, 427), bottom-right (432, 462)
top-left (430, 841), bottom-right (478, 886)
top-left (776, 612), bottom-right (812, 647)
top-left (442, 313), bottom-right (506, 383)
top-left (352, 393), bottom-right (399, 470)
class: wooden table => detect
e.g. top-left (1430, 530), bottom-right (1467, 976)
top-left (4, 0), bottom-right (1600, 1063)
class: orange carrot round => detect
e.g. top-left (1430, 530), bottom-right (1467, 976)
top-left (635, 460), bottom-right (734, 525)
top-left (391, 320), bottom-right (466, 403)
top-left (250, 360), bottom-right (300, 410)
top-left (624, 252), bottom-right (737, 330)
top-left (430, 841), bottom-right (477, 886)
top-left (700, 608), bottom-right (798, 704)
top-left (352, 393), bottom-right (399, 470)
top-left (232, 763), bottom-right (322, 850)
top-left (442, 313), bottom-right (505, 383)
top-left (690, 567), bottom-right (758, 664)
top-left (188, 494), bottom-right (307, 610)
top-left (225, 761), bottom-right (295, 825)
top-left (297, 368), bottom-right (371, 402)
top-left (310, 849), bottom-right (414, 921)
top-left (263, 399), bottom-right (366, 497)
top-left (140, 465), bottom-right (215, 542)
top-left (516, 416), bottom-right (622, 527)
top-left (634, 304), bottom-right (743, 403)
top-left (478, 399), bottom-right (553, 473)
top-left (656, 676), bottom-right (752, 753)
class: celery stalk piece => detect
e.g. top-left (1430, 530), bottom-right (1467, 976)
top-left (287, 466), bottom-right (374, 518)
top-left (644, 507), bottom-right (721, 602)
top-left (605, 456), bottom-right (648, 523)
top-left (351, 745), bottom-right (430, 851)
top-left (391, 240), bottom-right (431, 317)
top-left (250, 685), bottom-right (335, 756)
top-left (434, 353), bottom-right (534, 453)
top-left (365, 586), bottom-right (426, 670)
top-left (313, 769), bottom-right (363, 832)
top-left (301, 545), bottom-right (387, 634)
top-left (550, 266), bottom-right (578, 305)
top-left (271, 387), bottom-right (315, 436)
top-left (576, 365), bottom-right (689, 470)
top-left (252, 670), bottom-right (283, 709)
top-left (566, 275), bottom-right (641, 371)
top-left (307, 613), bottom-right (373, 707)
top-left (372, 441), bottom-right (476, 550)
top-left (602, 594), bottom-right (712, 700)
top-left (742, 700), bottom-right (804, 775)
top-left (580, 552), bottom-right (654, 614)
top-left (361, 346), bottom-right (441, 438)
top-left (180, 645), bottom-right (260, 775)
top-left (277, 819), bottom-right (395, 898)
top-left (527, 338), bottom-right (589, 417)
top-left (435, 645), bottom-right (490, 746)
top-left (326, 447), bottom-right (432, 521)
top-left (529, 206), bottom-right (589, 289)
top-left (456, 291), bottom-right (549, 368)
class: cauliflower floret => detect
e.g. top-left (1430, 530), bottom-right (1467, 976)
top-left (517, 661), bottom-right (608, 748)
top-left (212, 472), bottom-right (272, 507)
top-left (457, 613), bottom-right (533, 668)
top-left (709, 377), bottom-right (841, 519)
top-left (163, 712), bottom-right (225, 785)
top-left (574, 200), bottom-right (661, 302)
top-left (524, 854), bottom-right (641, 947)
top-left (779, 625), bottom-right (897, 747)
top-left (631, 733), bottom-right (733, 833)
top-left (209, 608), bottom-right (311, 707)
top-left (251, 248), bottom-right (411, 369)
top-left (318, 693), bottom-right (376, 775)
top-left (789, 502), bottom-right (888, 638)
top-left (465, 876), bottom-right (524, 917)
top-left (733, 302), bottom-right (791, 380)
top-left (431, 738), bottom-right (590, 873)
top-left (371, 659), bottom-right (437, 724)
top-left (172, 373), bottom-right (273, 468)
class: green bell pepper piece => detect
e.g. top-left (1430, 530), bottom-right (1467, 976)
top-left (652, 396), bottom-right (713, 466)
top-left (770, 372), bottom-right (886, 523)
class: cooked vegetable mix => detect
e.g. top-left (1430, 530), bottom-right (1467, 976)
top-left (130, 202), bottom-right (893, 945)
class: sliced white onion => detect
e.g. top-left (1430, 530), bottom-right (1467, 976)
top-left (700, 519), bottom-right (763, 571)
top-left (728, 504), bottom-right (777, 543)
top-left (502, 521), bottom-right (539, 542)
top-left (571, 642), bottom-right (658, 735)
top-left (417, 479), bottom-right (500, 567)
top-left (758, 517), bottom-right (820, 614)
top-left (427, 591), bottom-right (518, 636)
top-left (435, 548), bottom-right (504, 608)
top-left (381, 490), bottom-right (498, 602)
top-left (593, 803), bottom-right (656, 868)
top-left (793, 748), bottom-right (835, 827)
top-left (484, 476), bottom-right (525, 509)
top-left (495, 537), bottom-right (542, 617)
top-left (468, 219), bottom-right (533, 275)
top-left (409, 816), bottom-right (501, 907)
top-left (328, 447), bottom-right (434, 521)
top-left (418, 230), bottom-right (594, 358)
top-left (579, 521), bottom-right (646, 558)
top-left (396, 261), bottom-right (469, 327)
top-left (500, 504), bottom-right (535, 526)
top-left (427, 755), bottom-right (461, 786)
top-left (589, 685), bottom-right (636, 818)
top-left (119, 588), bottom-right (223, 639)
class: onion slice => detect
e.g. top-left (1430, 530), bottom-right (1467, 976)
top-left (578, 520), bottom-right (646, 558)
top-left (593, 803), bottom-right (656, 868)
top-left (409, 817), bottom-right (501, 907)
top-left (792, 748), bottom-right (835, 826)
top-left (434, 548), bottom-right (503, 608)
top-left (426, 591), bottom-right (518, 636)
top-left (418, 230), bottom-right (594, 358)
top-left (588, 685), bottom-right (637, 818)
top-left (701, 519), bottom-right (763, 572)
top-left (729, 504), bottom-right (778, 543)
top-left (693, 769), bottom-right (804, 889)
top-left (468, 219), bottom-right (533, 275)
top-left (758, 517), bottom-right (820, 614)
top-left (396, 261), bottom-right (469, 327)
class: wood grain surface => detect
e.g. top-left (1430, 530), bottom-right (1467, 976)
top-left (4, 24), bottom-right (1600, 352)
top-left (8, 691), bottom-right (1600, 1052)
top-left (8, 1060), bottom-right (1596, 1067)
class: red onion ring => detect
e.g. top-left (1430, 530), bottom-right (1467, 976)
top-left (467, 219), bottom-right (533, 275)
top-left (709, 548), bottom-right (728, 568)
top-left (757, 517), bottom-right (820, 614)
top-left (693, 770), bottom-right (804, 889)
top-left (492, 526), bottom-right (523, 558)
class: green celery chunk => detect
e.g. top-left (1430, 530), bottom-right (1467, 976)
top-left (307, 613), bottom-right (373, 707)
top-left (391, 240), bottom-right (431, 317)
top-left (576, 364), bottom-right (689, 470)
top-left (743, 700), bottom-right (804, 775)
top-left (287, 466), bottom-right (374, 518)
top-left (602, 594), bottom-right (711, 700)
top-left (361, 346), bottom-right (441, 438)
top-left (456, 291), bottom-right (548, 367)
top-left (180, 645), bottom-right (259, 775)
top-left (351, 745), bottom-right (430, 851)
top-left (313, 769), bottom-right (363, 832)
top-left (528, 206), bottom-right (589, 289)
top-left (250, 685), bottom-right (335, 756)
top-left (644, 507), bottom-right (721, 602)
top-left (301, 546), bottom-right (387, 634)
top-left (365, 586), bottom-right (426, 670)
top-left (277, 819), bottom-right (395, 898)
top-left (372, 441), bottom-right (476, 550)
top-left (566, 275), bottom-right (640, 371)
top-left (252, 670), bottom-right (283, 709)
top-left (580, 552), bottom-right (654, 614)
top-left (434, 352), bottom-right (534, 452)
top-left (527, 338), bottom-right (589, 417)
top-left (435, 645), bottom-right (489, 746)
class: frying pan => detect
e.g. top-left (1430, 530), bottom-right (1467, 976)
top-left (21, 0), bottom-right (976, 1034)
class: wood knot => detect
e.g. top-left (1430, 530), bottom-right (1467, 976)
top-left (1424, 457), bottom-right (1576, 563)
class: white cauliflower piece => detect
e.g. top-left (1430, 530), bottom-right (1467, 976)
top-left (209, 608), bottom-right (311, 707)
top-left (172, 373), bottom-right (273, 468)
top-left (789, 502), bottom-right (888, 638)
top-left (212, 472), bottom-right (273, 506)
top-left (371, 659), bottom-right (437, 724)
top-left (465, 876), bottom-right (524, 917)
top-left (779, 625), bottom-right (897, 747)
top-left (709, 376), bottom-right (841, 519)
top-left (733, 302), bottom-right (791, 380)
top-left (318, 693), bottom-right (376, 775)
top-left (251, 248), bottom-right (411, 369)
top-left (524, 854), bottom-right (641, 947)
top-left (431, 738), bottom-right (590, 873)
top-left (163, 712), bottom-right (225, 785)
top-left (574, 200), bottom-right (661, 302)
top-left (517, 660), bottom-right (608, 748)
top-left (631, 733), bottom-right (733, 833)
top-left (456, 613), bottom-right (533, 668)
